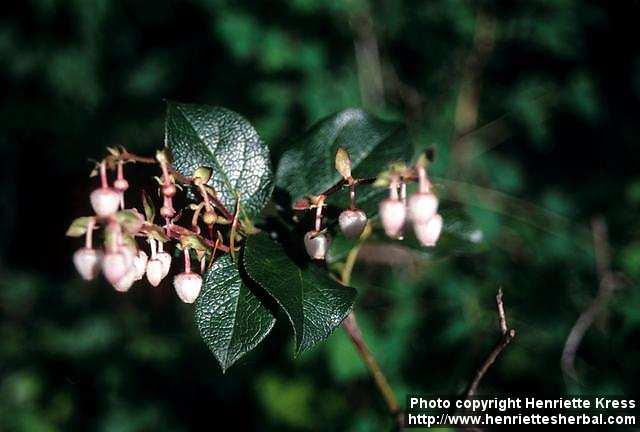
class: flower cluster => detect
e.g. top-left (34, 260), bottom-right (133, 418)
top-left (68, 150), bottom-right (229, 303)
top-left (70, 147), bottom-right (441, 295)
top-left (300, 149), bottom-right (442, 260)
top-left (379, 160), bottom-right (442, 247)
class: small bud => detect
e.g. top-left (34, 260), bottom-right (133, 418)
top-left (335, 148), bottom-right (352, 179)
top-left (90, 187), bottom-right (121, 217)
top-left (162, 183), bottom-right (176, 197)
top-left (408, 192), bottom-right (438, 225)
top-left (193, 166), bottom-right (212, 184)
top-left (379, 198), bottom-right (406, 238)
top-left (160, 206), bottom-right (175, 218)
top-left (202, 211), bottom-right (217, 225)
top-left (73, 247), bottom-right (102, 281)
top-left (338, 209), bottom-right (368, 239)
top-left (146, 259), bottom-right (164, 287)
top-left (132, 250), bottom-right (148, 281)
top-left (414, 214), bottom-right (443, 247)
top-left (113, 268), bottom-right (136, 292)
top-left (157, 251), bottom-right (172, 278)
top-left (173, 272), bottom-right (203, 304)
top-left (114, 178), bottom-right (129, 192)
top-left (103, 252), bottom-right (129, 285)
top-left (155, 149), bottom-right (170, 164)
top-left (304, 231), bottom-right (331, 260)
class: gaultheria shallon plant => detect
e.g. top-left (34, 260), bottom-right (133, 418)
top-left (66, 104), bottom-right (444, 376)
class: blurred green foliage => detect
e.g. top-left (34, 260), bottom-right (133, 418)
top-left (1, 0), bottom-right (640, 430)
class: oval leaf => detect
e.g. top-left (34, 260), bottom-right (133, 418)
top-left (243, 233), bottom-right (357, 354)
top-left (195, 254), bottom-right (276, 372)
top-left (276, 108), bottom-right (413, 202)
top-left (66, 216), bottom-right (93, 237)
top-left (166, 102), bottom-right (274, 219)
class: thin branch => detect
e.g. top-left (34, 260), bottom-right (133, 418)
top-left (119, 150), bottom-right (157, 164)
top-left (339, 236), bottom-right (404, 430)
top-left (496, 288), bottom-right (508, 335)
top-left (464, 288), bottom-right (516, 399)
top-left (561, 217), bottom-right (619, 385)
top-left (342, 312), bottom-right (404, 429)
top-left (165, 223), bottom-right (230, 253)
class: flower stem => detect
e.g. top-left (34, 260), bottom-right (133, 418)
top-left (85, 218), bottom-right (96, 249)
top-left (100, 162), bottom-right (108, 188)
top-left (315, 195), bottom-right (325, 232)
top-left (183, 247), bottom-right (191, 272)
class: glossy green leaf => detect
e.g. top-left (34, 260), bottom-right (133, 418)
top-left (195, 254), bottom-right (275, 372)
top-left (243, 232), bottom-right (357, 354)
top-left (276, 108), bottom-right (413, 202)
top-left (166, 102), bottom-right (274, 219)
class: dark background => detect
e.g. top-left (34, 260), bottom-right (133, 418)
top-left (1, 1), bottom-right (640, 430)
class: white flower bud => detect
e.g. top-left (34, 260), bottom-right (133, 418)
top-left (102, 252), bottom-right (129, 285)
top-left (379, 198), bottom-right (406, 238)
top-left (73, 247), bottom-right (102, 281)
top-left (304, 231), bottom-right (330, 260)
top-left (157, 251), bottom-right (172, 278)
top-left (132, 250), bottom-right (148, 281)
top-left (113, 178), bottom-right (129, 192)
top-left (146, 259), bottom-right (164, 287)
top-left (414, 214), bottom-right (443, 247)
top-left (113, 268), bottom-right (136, 292)
top-left (119, 245), bottom-right (136, 269)
top-left (338, 209), bottom-right (368, 239)
top-left (173, 272), bottom-right (203, 304)
top-left (90, 187), bottom-right (121, 217)
top-left (408, 192), bottom-right (438, 225)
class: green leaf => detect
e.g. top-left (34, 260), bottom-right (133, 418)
top-left (243, 232), bottom-right (357, 354)
top-left (114, 209), bottom-right (144, 234)
top-left (276, 108), bottom-right (412, 201)
top-left (195, 254), bottom-right (275, 372)
top-left (165, 102), bottom-right (274, 219)
top-left (66, 216), bottom-right (93, 237)
top-left (141, 190), bottom-right (155, 223)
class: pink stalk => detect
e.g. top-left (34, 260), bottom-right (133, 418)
top-left (315, 196), bottom-right (326, 232)
top-left (389, 178), bottom-right (399, 200)
top-left (150, 238), bottom-right (157, 259)
top-left (183, 247), bottom-right (191, 273)
top-left (417, 166), bottom-right (430, 193)
top-left (100, 161), bottom-right (108, 188)
top-left (85, 218), bottom-right (96, 249)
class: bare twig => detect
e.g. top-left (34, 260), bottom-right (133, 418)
top-left (561, 217), bottom-right (619, 385)
top-left (464, 288), bottom-right (516, 399)
top-left (348, 1), bottom-right (385, 109)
